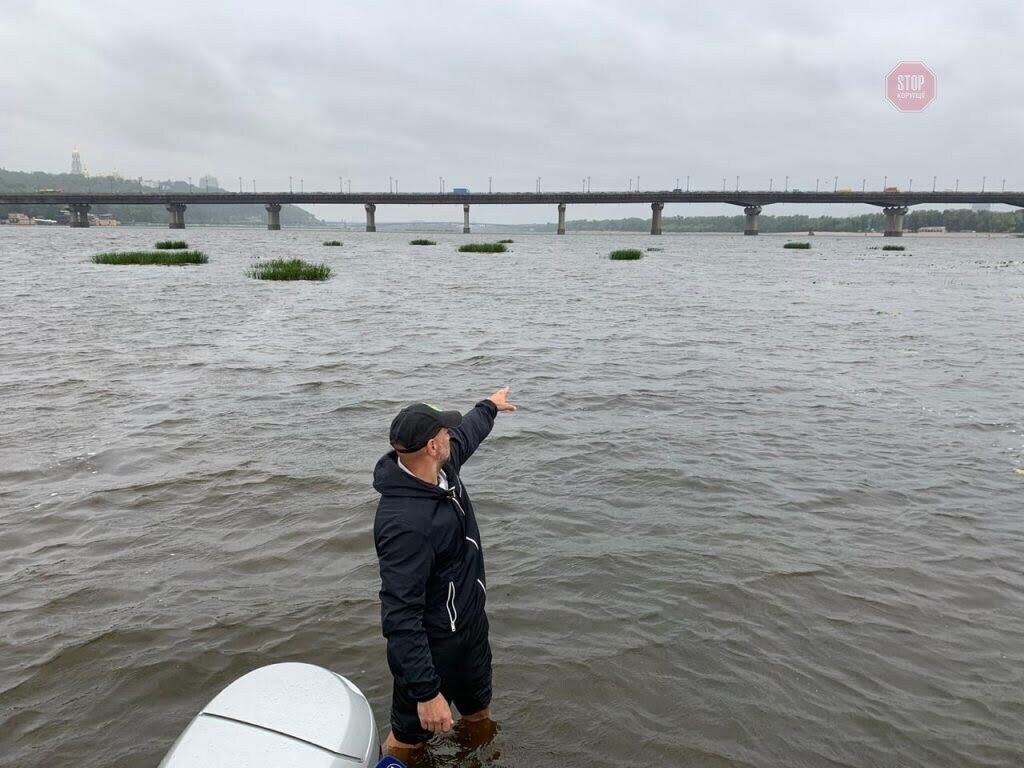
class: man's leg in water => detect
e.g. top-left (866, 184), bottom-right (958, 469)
top-left (383, 732), bottom-right (425, 757)
top-left (461, 706), bottom-right (492, 722)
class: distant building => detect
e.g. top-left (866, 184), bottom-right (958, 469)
top-left (199, 174), bottom-right (219, 191)
top-left (972, 202), bottom-right (991, 211)
top-left (93, 215), bottom-right (119, 226)
top-left (140, 178), bottom-right (160, 189)
top-left (917, 226), bottom-right (947, 233)
top-left (71, 147), bottom-right (83, 175)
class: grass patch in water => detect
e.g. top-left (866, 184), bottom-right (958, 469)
top-left (783, 242), bottom-right (811, 249)
top-left (92, 250), bottom-right (207, 265)
top-left (497, 238), bottom-right (514, 243)
top-left (154, 240), bottom-right (189, 249)
top-left (322, 240), bottom-right (342, 246)
top-left (248, 259), bottom-right (331, 281)
top-left (646, 247), bottom-right (663, 252)
top-left (458, 242), bottom-right (507, 253)
top-left (410, 238), bottom-right (436, 245)
top-left (609, 249), bottom-right (643, 261)
top-left (882, 244), bottom-right (906, 251)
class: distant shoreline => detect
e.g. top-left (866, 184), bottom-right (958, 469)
top-left (3, 222), bottom-right (1021, 237)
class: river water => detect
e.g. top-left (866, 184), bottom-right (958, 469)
top-left (1, 227), bottom-right (1022, 768)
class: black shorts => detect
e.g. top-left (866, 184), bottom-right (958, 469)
top-left (389, 611), bottom-right (492, 745)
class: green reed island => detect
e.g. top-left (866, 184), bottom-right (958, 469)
top-left (458, 243), bottom-right (508, 253)
top-left (784, 242), bottom-right (812, 249)
top-left (410, 238), bottom-right (436, 245)
top-left (154, 240), bottom-right (189, 250)
top-left (248, 259), bottom-right (331, 281)
top-left (609, 249), bottom-right (643, 261)
top-left (92, 251), bottom-right (208, 265)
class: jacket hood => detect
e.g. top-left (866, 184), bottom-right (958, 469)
top-left (373, 450), bottom-right (451, 498)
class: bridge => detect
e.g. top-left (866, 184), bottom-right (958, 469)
top-left (2, 190), bottom-right (1022, 236)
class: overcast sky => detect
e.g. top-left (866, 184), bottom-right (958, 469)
top-left (2, 0), bottom-right (1021, 223)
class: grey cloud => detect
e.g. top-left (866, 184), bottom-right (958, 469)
top-left (1, 0), bottom-right (1021, 222)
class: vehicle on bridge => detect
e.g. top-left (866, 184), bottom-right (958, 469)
top-left (884, 186), bottom-right (900, 192)
top-left (452, 187), bottom-right (469, 194)
top-left (38, 188), bottom-right (63, 193)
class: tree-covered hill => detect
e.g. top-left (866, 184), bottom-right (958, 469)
top-left (547, 207), bottom-right (1024, 234)
top-left (0, 168), bottom-right (321, 226)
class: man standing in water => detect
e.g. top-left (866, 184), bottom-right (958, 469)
top-left (373, 387), bottom-right (517, 756)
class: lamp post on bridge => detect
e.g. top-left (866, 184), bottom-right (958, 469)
top-left (883, 175), bottom-right (887, 190)
top-left (955, 178), bottom-right (959, 192)
top-left (300, 178), bottom-right (304, 193)
top-left (735, 175), bottom-right (739, 192)
top-left (932, 175), bottom-right (937, 192)
top-left (252, 179), bottom-right (256, 193)
top-left (784, 175), bottom-right (788, 192)
top-left (1002, 178), bottom-right (1006, 192)
top-left (188, 176), bottom-right (192, 193)
top-left (815, 178), bottom-right (820, 193)
top-left (769, 177), bottom-right (773, 192)
top-left (908, 178), bottom-right (913, 192)
top-left (238, 176), bottom-right (242, 194)
top-left (686, 175), bottom-right (690, 192)
top-left (833, 175), bottom-right (838, 192)
top-left (722, 177), bottom-right (726, 192)
top-left (289, 176), bottom-right (293, 193)
top-left (862, 178), bottom-right (866, 192)
top-left (982, 176), bottom-right (986, 192)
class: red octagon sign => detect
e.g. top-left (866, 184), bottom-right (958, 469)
top-left (886, 61), bottom-right (936, 112)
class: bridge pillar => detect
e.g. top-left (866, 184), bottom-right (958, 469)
top-left (68, 203), bottom-right (91, 228)
top-left (650, 202), bottom-right (664, 235)
top-left (883, 206), bottom-right (908, 237)
top-left (167, 203), bottom-right (187, 229)
top-left (365, 203), bottom-right (376, 232)
top-left (265, 203), bottom-right (282, 230)
top-left (463, 203), bottom-right (471, 234)
top-left (743, 205), bottom-right (762, 235)
top-left (557, 203), bottom-right (566, 235)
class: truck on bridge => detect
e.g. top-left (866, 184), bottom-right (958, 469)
top-left (452, 187), bottom-right (469, 194)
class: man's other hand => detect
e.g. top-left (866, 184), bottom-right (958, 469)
top-left (418, 693), bottom-right (454, 734)
top-left (487, 386), bottom-right (517, 412)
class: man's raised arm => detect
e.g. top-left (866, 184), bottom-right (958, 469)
top-left (448, 387), bottom-right (517, 472)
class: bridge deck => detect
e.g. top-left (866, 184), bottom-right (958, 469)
top-left (2, 191), bottom-right (1023, 207)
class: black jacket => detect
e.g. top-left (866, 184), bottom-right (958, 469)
top-left (372, 399), bottom-right (498, 701)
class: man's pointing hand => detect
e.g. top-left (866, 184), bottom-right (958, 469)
top-left (487, 386), bottom-right (517, 412)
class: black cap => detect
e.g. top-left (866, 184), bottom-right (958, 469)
top-left (390, 403), bottom-right (463, 453)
